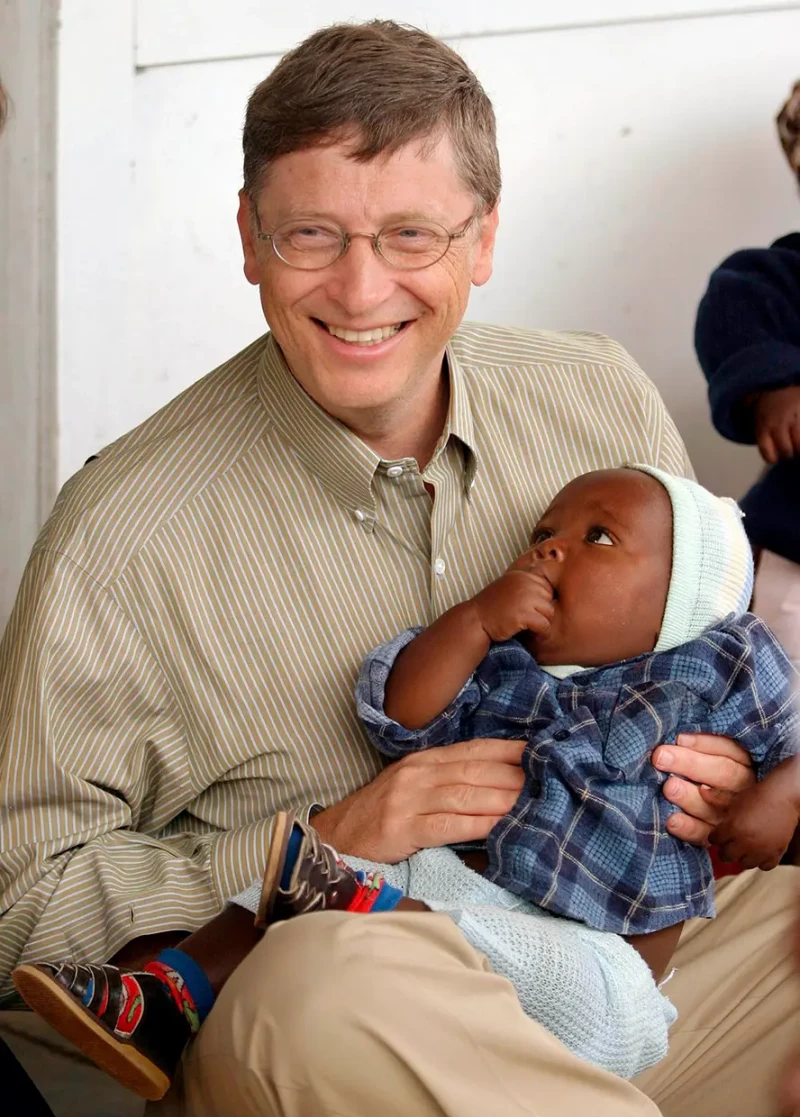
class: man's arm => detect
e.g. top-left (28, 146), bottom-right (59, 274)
top-left (0, 550), bottom-right (297, 996)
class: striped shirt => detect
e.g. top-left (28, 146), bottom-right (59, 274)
top-left (0, 321), bottom-right (690, 998)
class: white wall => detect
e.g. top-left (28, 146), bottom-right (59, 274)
top-left (0, 0), bottom-right (58, 629)
top-left (57, 1), bottom-right (800, 501)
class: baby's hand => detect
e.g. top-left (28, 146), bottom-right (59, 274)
top-left (472, 568), bottom-right (554, 643)
top-left (709, 779), bottom-right (799, 871)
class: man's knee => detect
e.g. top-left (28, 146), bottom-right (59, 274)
top-left (184, 911), bottom-right (469, 1114)
top-left (195, 911), bottom-right (466, 1070)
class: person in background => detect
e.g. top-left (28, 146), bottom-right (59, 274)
top-left (696, 80), bottom-right (800, 667)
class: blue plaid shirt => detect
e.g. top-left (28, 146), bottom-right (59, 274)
top-left (356, 614), bottom-right (799, 934)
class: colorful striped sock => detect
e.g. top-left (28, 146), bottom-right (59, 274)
top-left (347, 872), bottom-right (404, 913)
top-left (147, 948), bottom-right (216, 1031)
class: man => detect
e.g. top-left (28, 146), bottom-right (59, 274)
top-left (0, 21), bottom-right (796, 1117)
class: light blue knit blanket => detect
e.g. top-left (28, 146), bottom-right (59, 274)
top-left (343, 846), bottom-right (677, 1080)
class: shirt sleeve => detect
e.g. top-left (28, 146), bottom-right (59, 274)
top-left (681, 616), bottom-right (800, 777)
top-left (695, 244), bottom-right (800, 443)
top-left (355, 628), bottom-right (487, 759)
top-left (607, 337), bottom-right (694, 479)
top-left (0, 549), bottom-right (308, 999)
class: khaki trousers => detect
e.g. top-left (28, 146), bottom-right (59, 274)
top-left (173, 867), bottom-right (800, 1117)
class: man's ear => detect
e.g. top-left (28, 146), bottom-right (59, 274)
top-left (471, 203), bottom-right (500, 288)
top-left (237, 190), bottom-right (262, 286)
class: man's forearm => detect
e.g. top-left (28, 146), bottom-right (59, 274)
top-left (1, 815), bottom-right (286, 998)
top-left (383, 601), bottom-right (490, 729)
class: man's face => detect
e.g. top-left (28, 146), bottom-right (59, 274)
top-left (514, 470), bottom-right (674, 667)
top-left (236, 134), bottom-right (498, 423)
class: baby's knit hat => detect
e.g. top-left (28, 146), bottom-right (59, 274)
top-left (627, 464), bottom-right (754, 652)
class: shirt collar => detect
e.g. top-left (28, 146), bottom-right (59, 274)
top-left (257, 332), bottom-right (478, 516)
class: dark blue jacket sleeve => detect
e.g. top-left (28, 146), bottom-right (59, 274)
top-left (695, 234), bottom-right (800, 443)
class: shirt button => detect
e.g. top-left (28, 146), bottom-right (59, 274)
top-left (386, 465), bottom-right (404, 478)
top-left (553, 729), bottom-right (570, 742)
top-left (433, 558), bottom-right (446, 577)
top-left (354, 509), bottom-right (365, 522)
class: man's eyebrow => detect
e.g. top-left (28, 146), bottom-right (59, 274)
top-left (272, 208), bottom-right (446, 226)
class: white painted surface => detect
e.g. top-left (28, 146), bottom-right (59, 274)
top-left (54, 3), bottom-right (800, 505)
top-left (57, 0), bottom-right (135, 483)
top-left (0, 0), bottom-right (58, 629)
top-left (135, 0), bottom-right (800, 67)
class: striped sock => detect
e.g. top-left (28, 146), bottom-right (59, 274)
top-left (347, 872), bottom-right (404, 913)
top-left (146, 948), bottom-right (216, 1032)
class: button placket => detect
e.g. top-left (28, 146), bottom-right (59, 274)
top-left (352, 508), bottom-right (375, 533)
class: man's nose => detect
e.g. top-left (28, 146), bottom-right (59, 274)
top-left (532, 537), bottom-right (566, 563)
top-left (324, 236), bottom-right (397, 316)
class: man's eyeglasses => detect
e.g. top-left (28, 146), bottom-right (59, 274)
top-left (253, 209), bottom-right (478, 271)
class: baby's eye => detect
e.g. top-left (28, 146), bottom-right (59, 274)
top-left (530, 528), bottom-right (553, 545)
top-left (586, 527), bottom-right (614, 546)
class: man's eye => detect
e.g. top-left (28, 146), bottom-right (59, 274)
top-left (587, 527), bottom-right (614, 546)
top-left (530, 529), bottom-right (552, 545)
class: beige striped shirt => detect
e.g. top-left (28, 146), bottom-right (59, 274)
top-left (0, 321), bottom-right (690, 998)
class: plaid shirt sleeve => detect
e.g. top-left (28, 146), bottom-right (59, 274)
top-left (680, 614), bottom-right (800, 776)
top-left (355, 627), bottom-right (492, 759)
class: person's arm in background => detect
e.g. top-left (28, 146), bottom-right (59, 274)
top-left (695, 238), bottom-right (800, 462)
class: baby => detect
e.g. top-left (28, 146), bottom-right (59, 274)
top-left (357, 464), bottom-right (800, 933)
top-left (13, 466), bottom-right (800, 1100)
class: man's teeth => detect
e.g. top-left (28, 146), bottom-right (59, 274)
top-left (325, 323), bottom-right (403, 345)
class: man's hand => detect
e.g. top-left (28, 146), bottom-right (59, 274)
top-left (754, 385), bottom-right (800, 463)
top-left (472, 567), bottom-right (554, 643)
top-left (652, 733), bottom-right (756, 844)
top-left (310, 738), bottom-right (525, 863)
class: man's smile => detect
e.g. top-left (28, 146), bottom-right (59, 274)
top-left (319, 320), bottom-right (407, 346)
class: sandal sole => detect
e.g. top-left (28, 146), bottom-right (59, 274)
top-left (12, 964), bottom-right (171, 1101)
top-left (255, 809), bottom-right (294, 929)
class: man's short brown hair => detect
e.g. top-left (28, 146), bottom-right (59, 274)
top-left (243, 21), bottom-right (501, 210)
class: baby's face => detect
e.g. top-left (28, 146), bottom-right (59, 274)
top-left (513, 469), bottom-right (673, 667)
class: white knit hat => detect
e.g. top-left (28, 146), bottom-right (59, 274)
top-left (627, 465), bottom-right (754, 652)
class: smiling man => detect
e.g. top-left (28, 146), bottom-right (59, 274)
top-left (0, 20), bottom-right (798, 1117)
